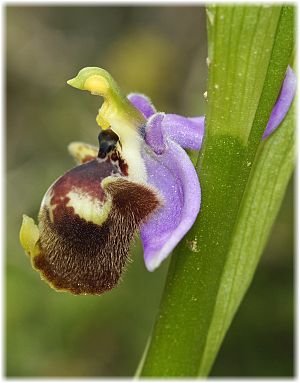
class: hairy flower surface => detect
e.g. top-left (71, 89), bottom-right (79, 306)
top-left (20, 66), bottom-right (295, 295)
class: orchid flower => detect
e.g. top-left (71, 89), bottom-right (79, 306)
top-left (19, 66), bottom-right (296, 295)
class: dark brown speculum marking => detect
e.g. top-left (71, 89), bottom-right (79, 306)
top-left (34, 154), bottom-right (159, 295)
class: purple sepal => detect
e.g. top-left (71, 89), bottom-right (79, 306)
top-left (141, 115), bottom-right (201, 271)
top-left (263, 66), bottom-right (296, 139)
top-left (128, 94), bottom-right (203, 270)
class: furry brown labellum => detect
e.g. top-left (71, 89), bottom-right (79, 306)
top-left (23, 149), bottom-right (160, 295)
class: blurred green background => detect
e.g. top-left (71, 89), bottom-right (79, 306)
top-left (6, 6), bottom-right (293, 377)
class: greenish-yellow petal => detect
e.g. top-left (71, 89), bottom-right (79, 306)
top-left (20, 215), bottom-right (41, 257)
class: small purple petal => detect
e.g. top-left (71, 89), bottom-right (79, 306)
top-left (263, 66), bottom-right (296, 139)
top-left (145, 113), bottom-right (166, 154)
top-left (128, 93), bottom-right (205, 150)
top-left (127, 93), bottom-right (156, 118)
top-left (141, 118), bottom-right (201, 271)
top-left (161, 114), bottom-right (205, 150)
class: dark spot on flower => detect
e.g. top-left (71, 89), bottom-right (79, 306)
top-left (98, 129), bottom-right (119, 159)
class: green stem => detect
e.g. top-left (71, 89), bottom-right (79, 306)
top-left (138, 5), bottom-right (294, 377)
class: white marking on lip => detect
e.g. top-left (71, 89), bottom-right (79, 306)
top-left (66, 187), bottom-right (112, 225)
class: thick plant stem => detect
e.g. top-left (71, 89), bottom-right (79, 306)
top-left (138, 5), bottom-right (294, 377)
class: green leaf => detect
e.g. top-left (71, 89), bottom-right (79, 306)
top-left (206, 5), bottom-right (280, 142)
top-left (199, 99), bottom-right (295, 376)
top-left (138, 5), bottom-right (294, 377)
